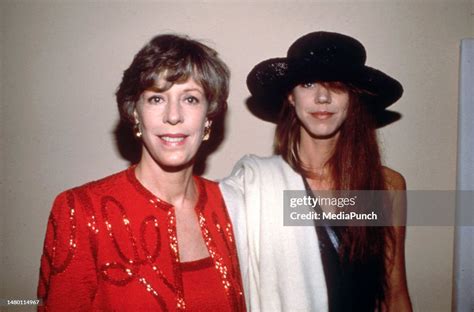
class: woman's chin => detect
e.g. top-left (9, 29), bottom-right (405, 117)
top-left (305, 126), bottom-right (340, 140)
top-left (156, 158), bottom-right (195, 172)
top-left (141, 148), bottom-right (197, 172)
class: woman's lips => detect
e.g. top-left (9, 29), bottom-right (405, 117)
top-left (158, 134), bottom-right (188, 146)
top-left (310, 112), bottom-right (334, 120)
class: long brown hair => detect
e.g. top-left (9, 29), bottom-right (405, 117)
top-left (274, 82), bottom-right (394, 308)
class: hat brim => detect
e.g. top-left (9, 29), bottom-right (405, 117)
top-left (246, 58), bottom-right (403, 123)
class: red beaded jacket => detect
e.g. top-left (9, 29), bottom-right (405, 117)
top-left (37, 167), bottom-right (246, 311)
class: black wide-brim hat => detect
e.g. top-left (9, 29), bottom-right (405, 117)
top-left (246, 31), bottom-right (403, 122)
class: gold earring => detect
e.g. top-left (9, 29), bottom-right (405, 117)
top-left (133, 122), bottom-right (142, 138)
top-left (203, 122), bottom-right (212, 141)
top-left (132, 110), bottom-right (142, 138)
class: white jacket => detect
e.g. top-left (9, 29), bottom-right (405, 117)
top-left (219, 155), bottom-right (328, 312)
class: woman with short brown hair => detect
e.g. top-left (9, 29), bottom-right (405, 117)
top-left (38, 34), bottom-right (245, 311)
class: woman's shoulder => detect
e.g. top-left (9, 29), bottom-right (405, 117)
top-left (197, 176), bottom-right (219, 193)
top-left (382, 166), bottom-right (406, 190)
top-left (232, 154), bottom-right (285, 170)
top-left (220, 154), bottom-right (302, 192)
top-left (48, 168), bottom-right (135, 224)
top-left (219, 154), bottom-right (287, 186)
top-left (55, 167), bottom-right (131, 199)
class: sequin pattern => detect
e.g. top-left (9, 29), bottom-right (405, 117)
top-left (44, 191), bottom-right (77, 275)
top-left (199, 212), bottom-right (244, 312)
top-left (98, 194), bottom-right (178, 310)
top-left (39, 191), bottom-right (78, 301)
top-left (212, 210), bottom-right (244, 298)
top-left (39, 168), bottom-right (245, 311)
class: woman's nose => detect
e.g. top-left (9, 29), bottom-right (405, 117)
top-left (163, 99), bottom-right (184, 125)
top-left (315, 84), bottom-right (331, 104)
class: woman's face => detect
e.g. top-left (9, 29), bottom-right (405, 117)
top-left (288, 82), bottom-right (349, 139)
top-left (134, 77), bottom-right (209, 169)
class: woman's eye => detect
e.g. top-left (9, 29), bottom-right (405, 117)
top-left (184, 96), bottom-right (199, 104)
top-left (147, 96), bottom-right (163, 104)
top-left (301, 82), bottom-right (315, 88)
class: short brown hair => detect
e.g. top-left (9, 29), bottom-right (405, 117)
top-left (116, 34), bottom-right (230, 124)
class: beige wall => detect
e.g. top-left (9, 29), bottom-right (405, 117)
top-left (0, 1), bottom-right (5, 303)
top-left (1, 1), bottom-right (472, 311)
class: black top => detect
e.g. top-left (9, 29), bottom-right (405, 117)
top-left (302, 178), bottom-right (381, 312)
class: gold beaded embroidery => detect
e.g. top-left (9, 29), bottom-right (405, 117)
top-left (44, 191), bottom-right (77, 275)
top-left (98, 195), bottom-right (181, 309)
top-left (198, 212), bottom-right (244, 311)
top-left (41, 168), bottom-right (244, 311)
top-left (165, 210), bottom-right (186, 311)
top-left (138, 276), bottom-right (168, 311)
top-left (39, 191), bottom-right (79, 302)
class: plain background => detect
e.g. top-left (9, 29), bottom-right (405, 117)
top-left (1, 1), bottom-right (473, 311)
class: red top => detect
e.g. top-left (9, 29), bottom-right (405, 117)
top-left (180, 257), bottom-right (231, 311)
top-left (37, 167), bottom-right (245, 311)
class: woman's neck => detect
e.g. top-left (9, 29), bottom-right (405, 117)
top-left (134, 153), bottom-right (196, 208)
top-left (298, 127), bottom-right (339, 171)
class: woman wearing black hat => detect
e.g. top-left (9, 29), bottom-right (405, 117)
top-left (220, 31), bottom-right (412, 311)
